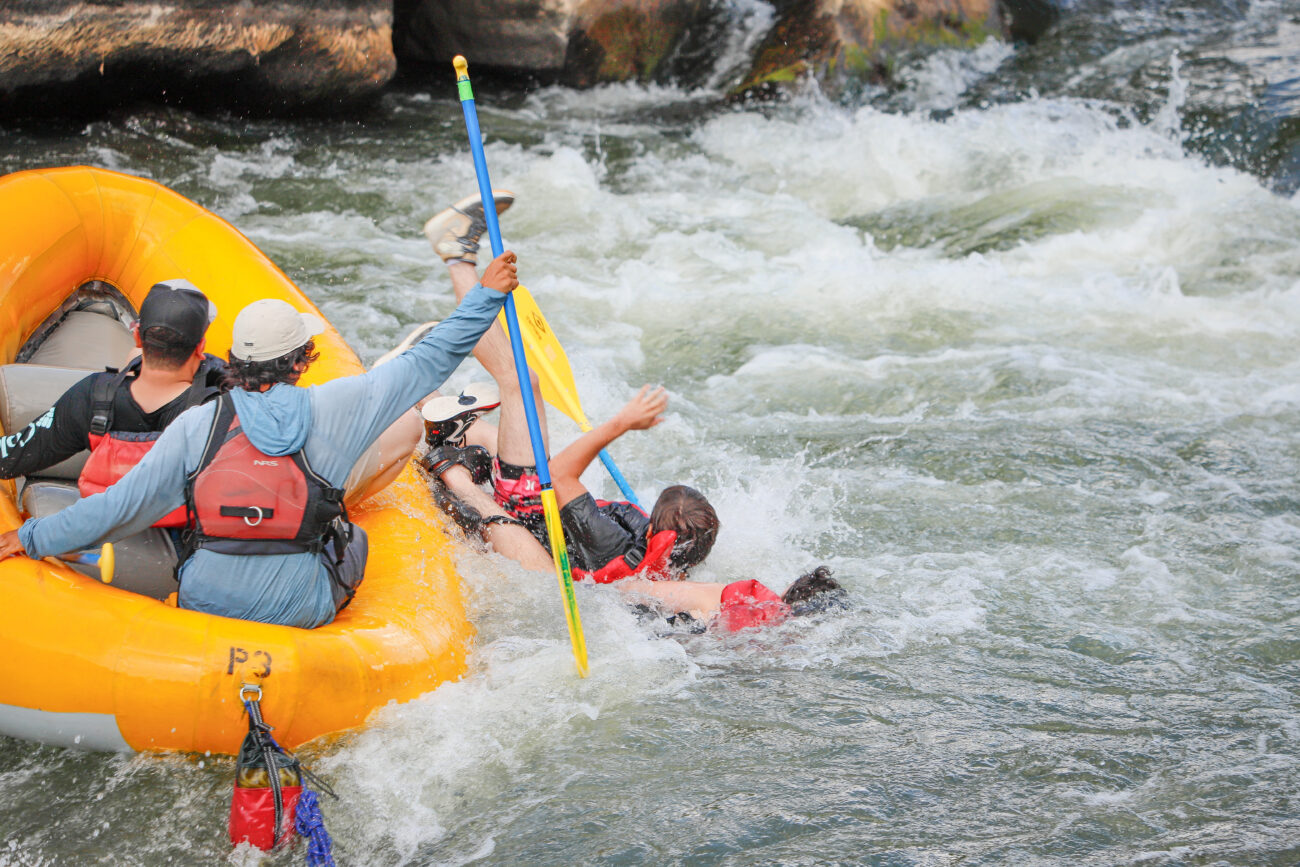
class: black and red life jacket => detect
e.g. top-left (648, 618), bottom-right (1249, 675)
top-left (183, 393), bottom-right (348, 559)
top-left (77, 356), bottom-right (220, 528)
top-left (572, 499), bottom-right (677, 583)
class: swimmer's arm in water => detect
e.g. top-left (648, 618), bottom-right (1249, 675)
top-left (618, 578), bottom-right (725, 621)
top-left (550, 385), bottom-right (666, 508)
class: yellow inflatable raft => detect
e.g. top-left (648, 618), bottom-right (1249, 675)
top-left (0, 166), bottom-right (470, 753)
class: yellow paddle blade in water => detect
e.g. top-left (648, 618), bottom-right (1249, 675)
top-left (542, 488), bottom-right (589, 677)
top-left (498, 285), bottom-right (593, 431)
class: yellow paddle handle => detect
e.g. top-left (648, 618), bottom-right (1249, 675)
top-left (99, 542), bottom-right (114, 585)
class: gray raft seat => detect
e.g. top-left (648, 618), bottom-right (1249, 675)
top-left (0, 363), bottom-right (94, 480)
top-left (24, 309), bottom-right (136, 370)
top-left (0, 363), bottom-right (179, 601)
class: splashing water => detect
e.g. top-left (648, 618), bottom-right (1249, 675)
top-left (1152, 51), bottom-right (1188, 143)
top-left (2, 3), bottom-right (1300, 863)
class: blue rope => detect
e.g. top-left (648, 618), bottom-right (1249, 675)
top-left (295, 789), bottom-right (335, 867)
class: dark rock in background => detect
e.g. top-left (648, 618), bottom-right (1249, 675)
top-left (0, 0), bottom-right (1023, 116)
top-left (0, 0), bottom-right (395, 116)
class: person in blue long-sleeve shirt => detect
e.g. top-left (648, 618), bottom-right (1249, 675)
top-left (0, 250), bottom-right (519, 628)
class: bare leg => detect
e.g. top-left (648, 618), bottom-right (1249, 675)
top-left (439, 465), bottom-right (554, 572)
top-left (448, 261), bottom-right (548, 467)
top-left (344, 409), bottom-right (423, 507)
top-left (461, 416), bottom-right (500, 453)
top-left (428, 261), bottom-right (555, 574)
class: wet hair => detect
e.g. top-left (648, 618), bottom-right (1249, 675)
top-left (223, 340), bottom-right (319, 392)
top-left (782, 566), bottom-right (848, 617)
top-left (649, 485), bottom-right (719, 571)
top-left (140, 325), bottom-right (199, 370)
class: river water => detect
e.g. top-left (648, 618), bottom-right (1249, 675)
top-left (3, 1), bottom-right (1300, 864)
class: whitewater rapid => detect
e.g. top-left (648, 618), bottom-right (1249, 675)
top-left (2, 24), bottom-right (1299, 865)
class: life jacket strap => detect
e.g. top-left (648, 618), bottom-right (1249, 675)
top-left (220, 505), bottom-right (276, 524)
top-left (87, 358), bottom-right (137, 437)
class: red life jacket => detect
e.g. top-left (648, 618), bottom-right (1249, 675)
top-left (573, 524), bottom-right (677, 584)
top-left (183, 394), bottom-right (348, 558)
top-left (81, 431), bottom-right (190, 527)
top-left (76, 357), bottom-right (219, 528)
top-left (715, 579), bottom-right (790, 631)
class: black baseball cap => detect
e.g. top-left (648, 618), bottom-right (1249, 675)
top-left (138, 279), bottom-right (217, 347)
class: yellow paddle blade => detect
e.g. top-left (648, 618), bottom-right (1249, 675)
top-left (541, 489), bottom-right (589, 677)
top-left (499, 285), bottom-right (593, 431)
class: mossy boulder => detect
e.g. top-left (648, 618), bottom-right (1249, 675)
top-left (398, 0), bottom-right (713, 86)
top-left (563, 0), bottom-right (710, 86)
top-left (733, 0), bottom-right (1003, 99)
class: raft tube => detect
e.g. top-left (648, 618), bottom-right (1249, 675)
top-left (0, 166), bottom-right (471, 753)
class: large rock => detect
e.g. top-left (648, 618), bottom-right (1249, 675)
top-left (395, 0), bottom-right (714, 87)
top-left (396, 0), bottom-right (1005, 93)
top-left (0, 0), bottom-right (1018, 115)
top-left (735, 0), bottom-right (1002, 97)
top-left (0, 0), bottom-right (395, 114)
top-left (396, 0), bottom-right (572, 72)
top-left (999, 0), bottom-right (1063, 42)
top-left (564, 0), bottom-right (712, 86)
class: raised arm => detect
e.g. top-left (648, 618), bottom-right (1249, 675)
top-left (550, 385), bottom-right (666, 508)
top-left (308, 251), bottom-right (519, 477)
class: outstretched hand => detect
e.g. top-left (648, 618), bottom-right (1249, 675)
top-left (617, 385), bottom-right (668, 431)
top-left (0, 529), bottom-right (26, 561)
top-left (481, 250), bottom-right (519, 294)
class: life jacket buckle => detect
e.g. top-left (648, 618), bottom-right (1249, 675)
top-left (239, 682), bottom-right (263, 704)
top-left (243, 506), bottom-right (265, 527)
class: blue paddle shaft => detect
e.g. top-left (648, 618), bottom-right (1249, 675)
top-left (599, 449), bottom-right (641, 507)
top-left (458, 94), bottom-right (553, 486)
top-left (460, 75), bottom-right (640, 508)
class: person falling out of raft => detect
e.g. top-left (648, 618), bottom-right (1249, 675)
top-left (0, 252), bottom-right (522, 628)
top-left (411, 192), bottom-right (846, 630)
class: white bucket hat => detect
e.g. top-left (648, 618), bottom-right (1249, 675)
top-left (230, 299), bottom-right (326, 362)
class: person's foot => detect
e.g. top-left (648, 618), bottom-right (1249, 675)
top-left (371, 320), bottom-right (440, 369)
top-left (421, 382), bottom-right (501, 449)
top-left (423, 190), bottom-right (515, 265)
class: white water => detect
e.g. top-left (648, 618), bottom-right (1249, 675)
top-left (2, 32), bottom-right (1300, 866)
